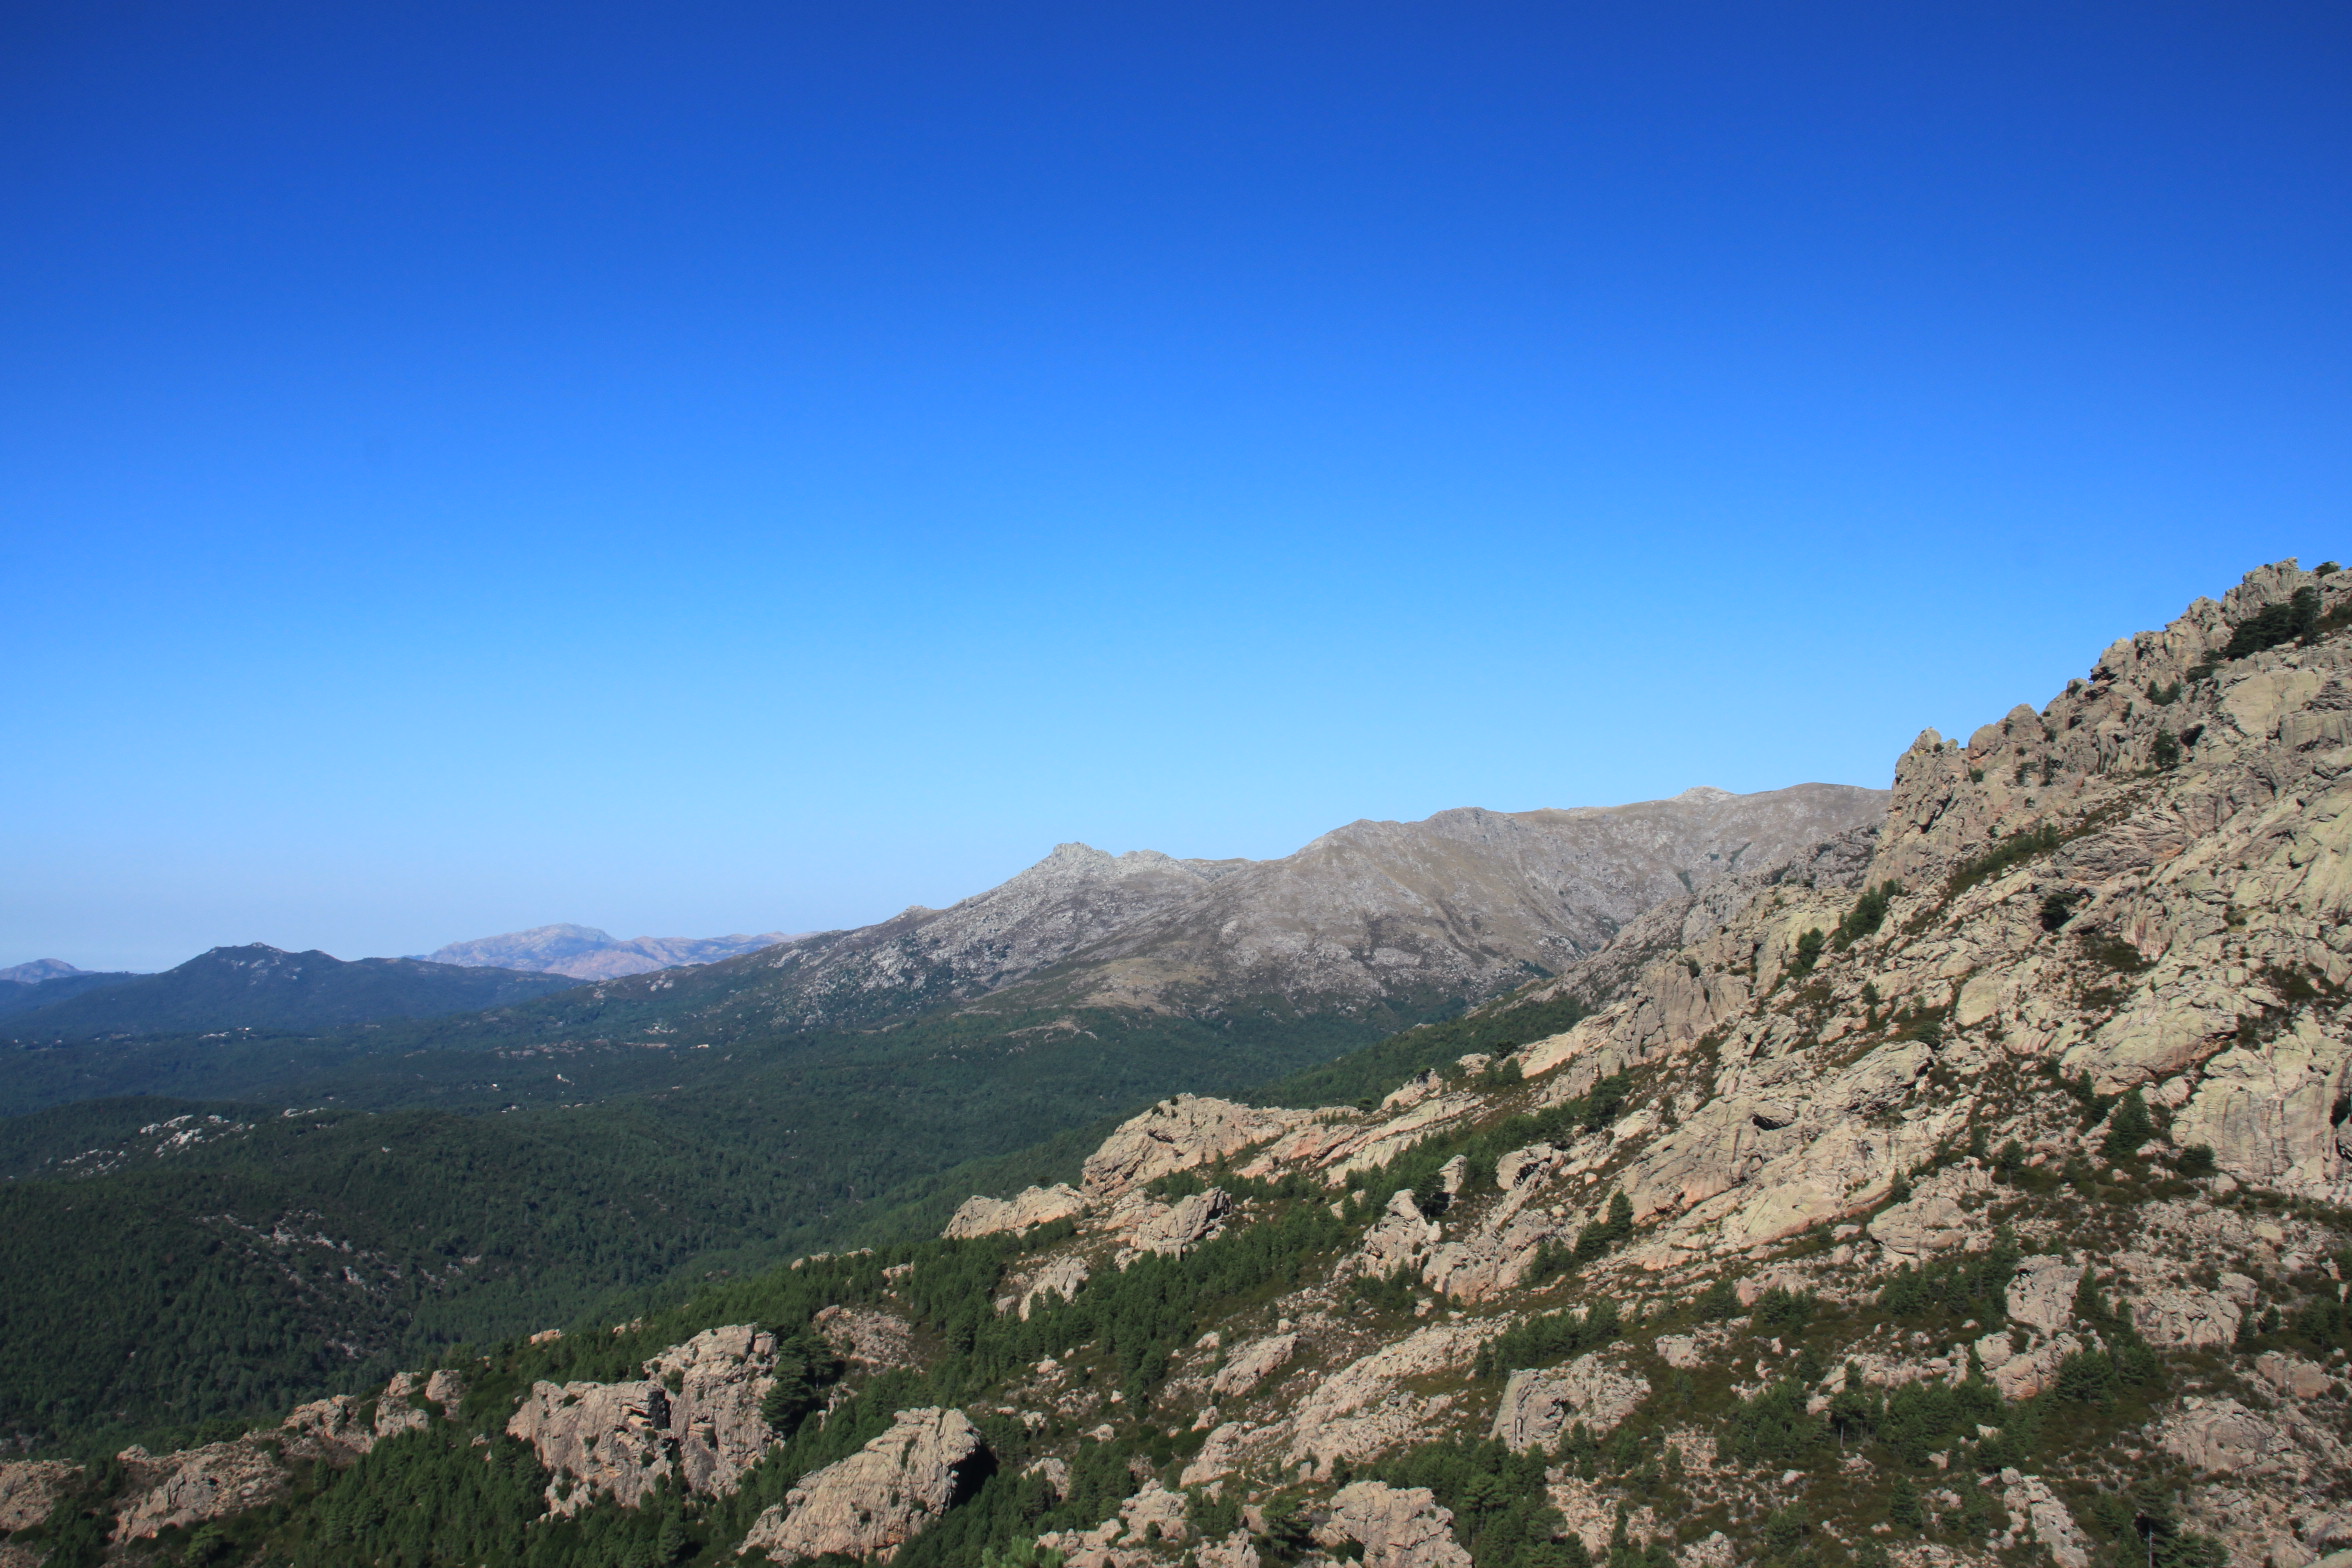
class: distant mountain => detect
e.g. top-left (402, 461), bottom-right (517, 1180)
top-left (2, 944), bottom-right (582, 1041)
top-left (0, 960), bottom-right (146, 1022)
top-left (495, 782), bottom-right (1889, 1038)
top-left (419, 923), bottom-right (807, 980)
top-left (0, 959), bottom-right (95, 985)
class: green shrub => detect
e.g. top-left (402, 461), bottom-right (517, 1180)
top-left (1787, 929), bottom-right (1826, 979)
top-left (1835, 882), bottom-right (1903, 948)
top-left (2152, 729), bottom-right (2182, 770)
top-left (2100, 1089), bottom-right (2156, 1161)
top-left (2220, 586), bottom-right (2321, 660)
top-left (1720, 1378), bottom-right (1824, 1467)
top-left (1751, 1288), bottom-right (1816, 1335)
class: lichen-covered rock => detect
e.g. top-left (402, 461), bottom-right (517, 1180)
top-left (737, 1407), bottom-right (988, 1563)
top-left (1319, 1481), bottom-right (1474, 1568)
top-left (2004, 1256), bottom-right (2082, 1336)
top-left (113, 1440), bottom-right (288, 1542)
top-left (1491, 1354), bottom-right (1651, 1451)
top-left (944, 1182), bottom-right (1088, 1239)
top-left (0, 1460), bottom-right (77, 1532)
top-left (1211, 1331), bottom-right (1298, 1398)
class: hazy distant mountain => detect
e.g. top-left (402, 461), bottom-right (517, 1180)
top-left (0, 960), bottom-right (144, 1021)
top-left (0, 959), bottom-right (92, 985)
top-left (3, 944), bottom-right (581, 1040)
top-left (539, 782), bottom-right (1890, 1036)
top-left (419, 923), bottom-right (806, 980)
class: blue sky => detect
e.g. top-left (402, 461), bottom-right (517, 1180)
top-left (3, 2), bottom-right (2346, 972)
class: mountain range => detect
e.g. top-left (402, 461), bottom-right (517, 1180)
top-left (490, 782), bottom-right (1886, 1043)
top-left (0, 944), bottom-right (581, 1041)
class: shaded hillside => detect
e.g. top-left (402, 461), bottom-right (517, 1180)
top-left (0, 967), bottom-right (142, 1021)
top-left (1, 944), bottom-right (581, 1042)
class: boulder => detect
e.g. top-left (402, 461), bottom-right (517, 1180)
top-left (1866, 1166), bottom-right (1993, 1258)
top-left (2004, 1256), bottom-right (2082, 1335)
top-left (112, 1440), bottom-right (288, 1542)
top-left (1491, 1354), bottom-right (1652, 1452)
top-left (737, 1407), bottom-right (988, 1563)
top-left (1196, 1530), bottom-right (1264, 1568)
top-left (944, 1183), bottom-right (1088, 1239)
top-left (1983, 1333), bottom-right (2086, 1402)
top-left (1319, 1481), bottom-right (1475, 1568)
top-left (1210, 1331), bottom-right (1298, 1398)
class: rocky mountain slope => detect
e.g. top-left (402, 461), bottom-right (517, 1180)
top-left (0, 943), bottom-right (581, 1041)
top-left (10, 562), bottom-right (2348, 1568)
top-left (420, 924), bottom-right (808, 980)
top-left (508, 784), bottom-right (1884, 1040)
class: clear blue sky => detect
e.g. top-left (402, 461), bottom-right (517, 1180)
top-left (3, 2), bottom-right (2345, 972)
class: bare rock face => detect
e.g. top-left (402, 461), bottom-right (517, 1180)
top-left (1864, 1166), bottom-right (1993, 1258)
top-left (2004, 1257), bottom-right (2082, 1335)
top-left (2156, 1397), bottom-right (2348, 1481)
top-left (1081, 1096), bottom-right (1315, 1198)
top-left (1013, 1255), bottom-right (1092, 1319)
top-left (113, 1441), bottom-right (289, 1542)
top-left (508, 1379), bottom-right (679, 1515)
top-left (1117, 1188), bottom-right (1235, 1265)
top-left (2131, 1287), bottom-right (2243, 1349)
top-left (2001, 1474), bottom-right (2093, 1568)
top-left (737, 1407), bottom-right (988, 1563)
top-left (815, 1304), bottom-right (919, 1368)
top-left (0, 1460), bottom-right (77, 1532)
top-left (1211, 1332), bottom-right (1299, 1398)
top-left (279, 1394), bottom-right (377, 1464)
top-left (1286, 1321), bottom-right (1499, 1477)
top-left (1491, 1354), bottom-right (1652, 1452)
top-left (507, 1324), bottom-right (783, 1513)
top-left (647, 1325), bottom-right (783, 1498)
top-left (945, 1183), bottom-right (1087, 1239)
top-left (1319, 1481), bottom-right (1475, 1568)
top-left (1350, 1189), bottom-right (1442, 1280)
top-left (376, 1368), bottom-right (467, 1440)
top-left (1196, 1529), bottom-right (1265, 1568)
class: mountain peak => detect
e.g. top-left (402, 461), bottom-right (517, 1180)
top-left (0, 958), bottom-right (86, 985)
